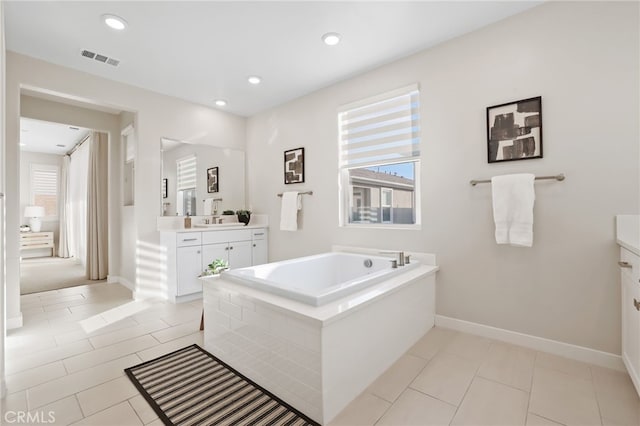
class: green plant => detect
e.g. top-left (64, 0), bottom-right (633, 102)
top-left (200, 258), bottom-right (229, 276)
top-left (236, 209), bottom-right (251, 215)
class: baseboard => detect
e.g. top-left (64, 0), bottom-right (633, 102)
top-left (7, 314), bottom-right (23, 330)
top-left (435, 315), bottom-right (625, 372)
top-left (107, 275), bottom-right (134, 291)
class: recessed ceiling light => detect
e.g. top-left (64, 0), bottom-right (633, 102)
top-left (103, 14), bottom-right (127, 31)
top-left (247, 76), bottom-right (262, 85)
top-left (215, 99), bottom-right (227, 107)
top-left (322, 32), bottom-right (341, 46)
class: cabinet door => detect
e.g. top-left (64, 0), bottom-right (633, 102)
top-left (228, 240), bottom-right (252, 269)
top-left (202, 243), bottom-right (230, 270)
top-left (176, 245), bottom-right (203, 296)
top-left (623, 274), bottom-right (640, 389)
top-left (252, 239), bottom-right (268, 266)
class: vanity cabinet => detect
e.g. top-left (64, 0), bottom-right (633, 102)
top-left (620, 247), bottom-right (640, 396)
top-left (252, 231), bottom-right (268, 266)
top-left (161, 227), bottom-right (268, 302)
top-left (201, 229), bottom-right (253, 269)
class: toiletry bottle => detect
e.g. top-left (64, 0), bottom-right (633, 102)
top-left (184, 214), bottom-right (192, 229)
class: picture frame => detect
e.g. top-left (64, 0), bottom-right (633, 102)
top-left (162, 178), bottom-right (168, 199)
top-left (487, 96), bottom-right (542, 163)
top-left (207, 167), bottom-right (219, 193)
top-left (284, 147), bottom-right (305, 184)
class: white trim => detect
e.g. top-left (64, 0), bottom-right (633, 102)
top-left (435, 315), bottom-right (625, 372)
top-left (338, 83), bottom-right (419, 112)
top-left (7, 314), bottom-right (23, 330)
top-left (107, 274), bottom-right (134, 291)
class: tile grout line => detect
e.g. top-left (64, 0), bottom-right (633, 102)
top-left (589, 365), bottom-right (605, 426)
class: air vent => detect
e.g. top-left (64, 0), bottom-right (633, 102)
top-left (81, 49), bottom-right (95, 59)
top-left (80, 49), bottom-right (120, 67)
top-left (56, 144), bottom-right (65, 148)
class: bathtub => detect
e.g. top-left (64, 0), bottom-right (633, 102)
top-left (203, 250), bottom-right (437, 424)
top-left (221, 252), bottom-right (419, 306)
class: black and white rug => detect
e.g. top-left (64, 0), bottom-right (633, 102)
top-left (125, 344), bottom-right (318, 426)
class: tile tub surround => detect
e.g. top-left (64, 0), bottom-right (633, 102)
top-left (203, 264), bottom-right (437, 424)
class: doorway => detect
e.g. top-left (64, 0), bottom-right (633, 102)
top-left (19, 117), bottom-right (109, 294)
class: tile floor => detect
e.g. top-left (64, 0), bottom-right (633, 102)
top-left (1, 282), bottom-right (639, 426)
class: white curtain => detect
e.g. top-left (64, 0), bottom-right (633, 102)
top-left (86, 131), bottom-right (108, 280)
top-left (68, 138), bottom-right (89, 268)
top-left (58, 155), bottom-right (71, 258)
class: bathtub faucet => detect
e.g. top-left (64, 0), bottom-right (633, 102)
top-left (380, 251), bottom-right (405, 267)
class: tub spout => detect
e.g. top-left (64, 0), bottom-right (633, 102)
top-left (380, 251), bottom-right (405, 267)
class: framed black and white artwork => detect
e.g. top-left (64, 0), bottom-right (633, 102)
top-left (162, 178), bottom-right (168, 199)
top-left (487, 96), bottom-right (542, 163)
top-left (284, 147), bottom-right (305, 184)
top-left (207, 167), bottom-right (219, 193)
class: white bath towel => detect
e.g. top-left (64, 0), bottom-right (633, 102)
top-left (491, 173), bottom-right (535, 247)
top-left (280, 191), bottom-right (301, 231)
top-left (203, 198), bottom-right (214, 215)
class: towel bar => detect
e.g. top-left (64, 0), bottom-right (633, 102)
top-left (470, 174), bottom-right (565, 186)
top-left (277, 191), bottom-right (313, 197)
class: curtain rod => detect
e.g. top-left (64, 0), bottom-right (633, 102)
top-left (67, 133), bottom-right (91, 156)
top-left (470, 174), bottom-right (565, 186)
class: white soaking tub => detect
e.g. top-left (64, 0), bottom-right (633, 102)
top-left (221, 252), bottom-right (420, 306)
top-left (202, 250), bottom-right (438, 424)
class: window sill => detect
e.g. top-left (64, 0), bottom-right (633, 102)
top-left (340, 223), bottom-right (422, 231)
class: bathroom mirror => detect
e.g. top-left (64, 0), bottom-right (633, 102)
top-left (160, 138), bottom-right (246, 216)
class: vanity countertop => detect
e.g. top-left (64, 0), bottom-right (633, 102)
top-left (159, 224), bottom-right (267, 233)
top-left (617, 214), bottom-right (640, 256)
top-left (158, 214), bottom-right (268, 233)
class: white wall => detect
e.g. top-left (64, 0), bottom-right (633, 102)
top-left (246, 1), bottom-right (639, 354)
top-left (19, 150), bottom-right (62, 257)
top-left (6, 52), bottom-right (246, 321)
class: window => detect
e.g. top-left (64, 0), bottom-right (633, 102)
top-left (176, 155), bottom-right (197, 216)
top-left (339, 84), bottom-right (421, 227)
top-left (30, 164), bottom-right (59, 219)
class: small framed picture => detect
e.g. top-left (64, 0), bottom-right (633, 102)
top-left (207, 167), bottom-right (219, 193)
top-left (487, 96), bottom-right (542, 163)
top-left (284, 147), bottom-right (305, 184)
top-left (162, 178), bottom-right (168, 199)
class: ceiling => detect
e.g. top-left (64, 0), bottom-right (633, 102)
top-left (5, 1), bottom-right (541, 117)
top-left (20, 118), bottom-right (90, 155)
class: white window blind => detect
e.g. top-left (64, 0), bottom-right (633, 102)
top-left (339, 85), bottom-right (420, 169)
top-left (176, 155), bottom-right (197, 191)
top-left (31, 164), bottom-right (59, 217)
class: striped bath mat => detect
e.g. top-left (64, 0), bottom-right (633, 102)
top-left (125, 344), bottom-right (318, 426)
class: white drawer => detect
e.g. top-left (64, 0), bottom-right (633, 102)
top-left (177, 232), bottom-right (202, 247)
top-left (202, 229), bottom-right (252, 245)
top-left (252, 229), bottom-right (267, 240)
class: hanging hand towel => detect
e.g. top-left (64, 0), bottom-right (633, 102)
top-left (280, 191), bottom-right (301, 231)
top-left (491, 173), bottom-right (535, 247)
top-left (203, 198), bottom-right (214, 215)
